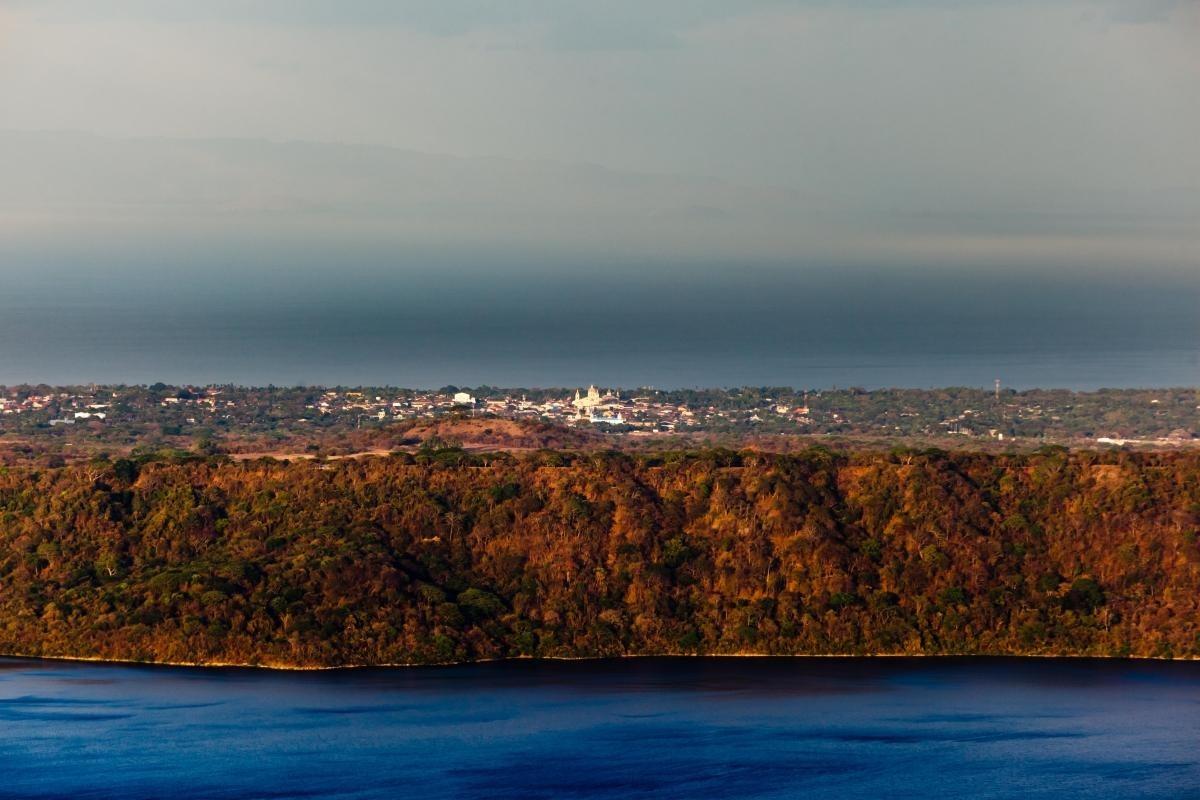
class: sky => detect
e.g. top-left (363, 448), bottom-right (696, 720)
top-left (0, 1), bottom-right (1197, 386)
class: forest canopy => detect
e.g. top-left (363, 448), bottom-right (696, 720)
top-left (1, 447), bottom-right (1197, 666)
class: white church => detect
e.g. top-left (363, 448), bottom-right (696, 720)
top-left (571, 385), bottom-right (626, 424)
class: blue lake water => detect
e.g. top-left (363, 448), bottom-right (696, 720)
top-left (1, 657), bottom-right (1198, 799)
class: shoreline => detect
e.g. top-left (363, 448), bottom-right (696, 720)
top-left (3, 650), bottom-right (1197, 673)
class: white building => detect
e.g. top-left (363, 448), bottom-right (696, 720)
top-left (572, 385), bottom-right (619, 411)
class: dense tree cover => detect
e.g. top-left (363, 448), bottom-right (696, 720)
top-left (1, 447), bottom-right (1197, 667)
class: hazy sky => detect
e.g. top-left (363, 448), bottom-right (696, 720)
top-left (0, 2), bottom-right (1197, 387)
top-left (2, 0), bottom-right (1197, 274)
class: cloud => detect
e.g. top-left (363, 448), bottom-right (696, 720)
top-left (0, 130), bottom-right (1195, 279)
top-left (1103, 0), bottom-right (1199, 25)
top-left (0, 1), bottom-right (1196, 276)
top-left (5, 0), bottom-right (785, 49)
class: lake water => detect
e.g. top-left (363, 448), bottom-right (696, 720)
top-left (2, 263), bottom-right (1196, 389)
top-left (1, 657), bottom-right (1197, 799)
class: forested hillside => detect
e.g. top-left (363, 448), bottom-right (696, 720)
top-left (1, 447), bottom-right (1197, 666)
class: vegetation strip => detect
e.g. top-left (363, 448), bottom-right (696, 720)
top-left (2, 447), bottom-right (1197, 666)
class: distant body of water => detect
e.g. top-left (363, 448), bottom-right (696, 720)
top-left (2, 262), bottom-right (1196, 389)
top-left (1, 657), bottom-right (1198, 799)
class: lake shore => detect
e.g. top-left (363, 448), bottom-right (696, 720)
top-left (4, 649), bottom-right (1198, 673)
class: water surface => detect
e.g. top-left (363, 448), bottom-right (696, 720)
top-left (2, 262), bottom-right (1195, 389)
top-left (1, 657), bottom-right (1197, 799)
